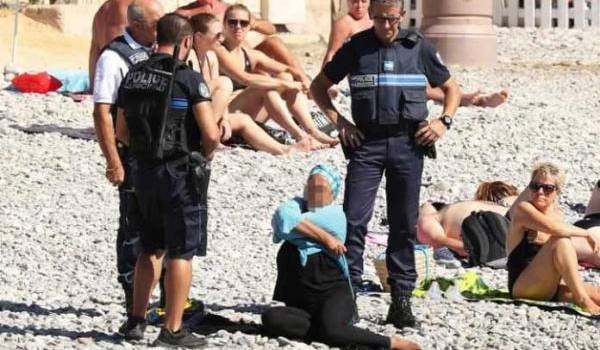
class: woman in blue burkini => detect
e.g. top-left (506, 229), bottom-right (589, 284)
top-left (262, 165), bottom-right (420, 350)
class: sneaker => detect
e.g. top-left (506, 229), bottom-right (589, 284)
top-left (152, 327), bottom-right (207, 348)
top-left (117, 316), bottom-right (146, 341)
top-left (433, 247), bottom-right (461, 268)
top-left (146, 299), bottom-right (205, 326)
top-left (353, 279), bottom-right (384, 294)
top-left (385, 295), bottom-right (418, 329)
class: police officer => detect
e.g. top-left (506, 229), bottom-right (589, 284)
top-left (114, 13), bottom-right (220, 347)
top-left (92, 0), bottom-right (163, 313)
top-left (311, 0), bottom-right (460, 328)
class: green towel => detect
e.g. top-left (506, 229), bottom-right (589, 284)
top-left (413, 271), bottom-right (596, 318)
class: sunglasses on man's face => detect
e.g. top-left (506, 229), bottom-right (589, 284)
top-left (227, 19), bottom-right (250, 28)
top-left (372, 15), bottom-right (402, 26)
top-left (528, 182), bottom-right (557, 195)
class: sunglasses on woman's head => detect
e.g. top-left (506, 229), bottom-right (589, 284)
top-left (227, 19), bottom-right (250, 28)
top-left (528, 182), bottom-right (557, 195)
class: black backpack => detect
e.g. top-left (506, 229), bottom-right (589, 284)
top-left (461, 211), bottom-right (509, 266)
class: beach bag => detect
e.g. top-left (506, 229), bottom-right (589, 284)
top-left (461, 211), bottom-right (509, 266)
top-left (11, 72), bottom-right (62, 93)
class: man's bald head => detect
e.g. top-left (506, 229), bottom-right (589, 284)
top-left (127, 0), bottom-right (164, 46)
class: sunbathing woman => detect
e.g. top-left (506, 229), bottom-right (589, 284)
top-left (417, 181), bottom-right (518, 257)
top-left (506, 162), bottom-right (600, 314)
top-left (263, 164), bottom-right (420, 350)
top-left (324, 0), bottom-right (508, 107)
top-left (190, 13), bottom-right (317, 155)
top-left (217, 4), bottom-right (338, 146)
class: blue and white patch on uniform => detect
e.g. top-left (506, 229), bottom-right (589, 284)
top-left (383, 61), bottom-right (394, 72)
top-left (436, 51), bottom-right (445, 65)
top-left (350, 74), bottom-right (427, 88)
top-left (198, 82), bottom-right (211, 98)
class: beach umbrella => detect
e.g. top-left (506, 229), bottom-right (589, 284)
top-left (11, 0), bottom-right (20, 64)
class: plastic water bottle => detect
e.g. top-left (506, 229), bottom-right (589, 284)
top-left (426, 280), bottom-right (443, 300)
top-left (445, 283), bottom-right (463, 302)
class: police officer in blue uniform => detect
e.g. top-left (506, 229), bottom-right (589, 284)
top-left (311, 0), bottom-right (460, 329)
top-left (114, 13), bottom-right (220, 347)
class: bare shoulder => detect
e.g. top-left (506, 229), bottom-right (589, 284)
top-left (332, 15), bottom-right (354, 35)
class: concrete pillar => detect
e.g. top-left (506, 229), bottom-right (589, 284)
top-left (420, 0), bottom-right (497, 66)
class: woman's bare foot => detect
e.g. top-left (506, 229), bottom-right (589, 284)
top-left (581, 298), bottom-right (600, 315)
top-left (309, 129), bottom-right (340, 147)
top-left (473, 89), bottom-right (509, 108)
top-left (284, 137), bottom-right (327, 154)
top-left (459, 90), bottom-right (481, 106)
top-left (390, 336), bottom-right (422, 350)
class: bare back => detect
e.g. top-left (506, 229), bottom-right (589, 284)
top-left (89, 0), bottom-right (131, 84)
top-left (440, 201), bottom-right (509, 239)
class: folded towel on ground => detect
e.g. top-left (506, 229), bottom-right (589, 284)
top-left (413, 271), bottom-right (598, 318)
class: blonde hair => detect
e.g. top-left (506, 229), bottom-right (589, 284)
top-left (530, 162), bottom-right (565, 192)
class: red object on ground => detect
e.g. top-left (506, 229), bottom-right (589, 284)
top-left (11, 72), bottom-right (63, 93)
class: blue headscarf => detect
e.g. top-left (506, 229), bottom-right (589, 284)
top-left (308, 164), bottom-right (342, 200)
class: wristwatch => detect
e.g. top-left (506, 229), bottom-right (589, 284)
top-left (440, 114), bottom-right (453, 130)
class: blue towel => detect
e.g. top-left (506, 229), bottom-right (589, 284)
top-left (47, 69), bottom-right (90, 93)
top-left (272, 197), bottom-right (349, 277)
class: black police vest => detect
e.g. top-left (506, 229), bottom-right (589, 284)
top-left (348, 29), bottom-right (428, 128)
top-left (104, 35), bottom-right (151, 67)
top-left (102, 34), bottom-right (151, 122)
top-left (120, 55), bottom-right (192, 161)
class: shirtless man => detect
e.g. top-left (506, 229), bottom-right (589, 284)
top-left (417, 201), bottom-right (511, 257)
top-left (176, 0), bottom-right (311, 89)
top-left (323, 0), bottom-right (509, 108)
top-left (89, 0), bottom-right (133, 89)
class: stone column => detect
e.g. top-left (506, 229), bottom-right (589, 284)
top-left (420, 0), bottom-right (497, 66)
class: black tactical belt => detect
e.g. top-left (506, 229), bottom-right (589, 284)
top-left (362, 121), bottom-right (418, 139)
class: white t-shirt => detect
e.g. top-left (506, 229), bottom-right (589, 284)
top-left (93, 31), bottom-right (150, 105)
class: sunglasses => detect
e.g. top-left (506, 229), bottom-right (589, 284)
top-left (528, 182), bottom-right (557, 195)
top-left (227, 19), bottom-right (250, 28)
top-left (372, 15), bottom-right (402, 25)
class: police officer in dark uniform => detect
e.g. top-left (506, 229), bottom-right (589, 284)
top-left (311, 0), bottom-right (460, 329)
top-left (92, 0), bottom-right (162, 313)
top-left (114, 13), bottom-right (220, 348)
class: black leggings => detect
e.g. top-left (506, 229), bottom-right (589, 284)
top-left (262, 288), bottom-right (390, 349)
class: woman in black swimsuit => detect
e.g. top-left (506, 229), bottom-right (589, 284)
top-left (218, 4), bottom-right (338, 146)
top-left (506, 162), bottom-right (600, 314)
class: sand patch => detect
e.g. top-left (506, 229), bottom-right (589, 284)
top-left (0, 8), bottom-right (90, 71)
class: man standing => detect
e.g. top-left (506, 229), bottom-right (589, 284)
top-left (92, 0), bottom-right (163, 313)
top-left (310, 0), bottom-right (460, 328)
top-left (115, 13), bottom-right (220, 347)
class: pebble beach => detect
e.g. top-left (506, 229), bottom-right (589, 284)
top-left (1, 27), bottom-right (600, 349)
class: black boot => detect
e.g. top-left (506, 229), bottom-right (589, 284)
top-left (385, 293), bottom-right (418, 329)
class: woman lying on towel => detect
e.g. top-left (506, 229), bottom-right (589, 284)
top-left (417, 180), bottom-right (518, 257)
top-left (506, 162), bottom-right (600, 314)
top-left (263, 164), bottom-right (420, 350)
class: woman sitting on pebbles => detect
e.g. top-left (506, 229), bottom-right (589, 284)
top-left (263, 164), bottom-right (420, 350)
top-left (190, 13), bottom-right (317, 155)
top-left (507, 162), bottom-right (600, 314)
top-left (217, 4), bottom-right (338, 147)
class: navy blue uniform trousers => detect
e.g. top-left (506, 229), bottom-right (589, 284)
top-left (116, 144), bottom-right (143, 292)
top-left (344, 131), bottom-right (423, 294)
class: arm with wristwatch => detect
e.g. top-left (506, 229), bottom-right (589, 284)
top-left (415, 76), bottom-right (461, 158)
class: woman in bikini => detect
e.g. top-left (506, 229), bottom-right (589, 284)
top-left (190, 13), bottom-right (317, 155)
top-left (506, 162), bottom-right (600, 314)
top-left (218, 4), bottom-right (338, 146)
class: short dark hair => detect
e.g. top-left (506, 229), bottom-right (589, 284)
top-left (156, 13), bottom-right (193, 46)
top-left (190, 13), bottom-right (218, 34)
top-left (370, 0), bottom-right (404, 9)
